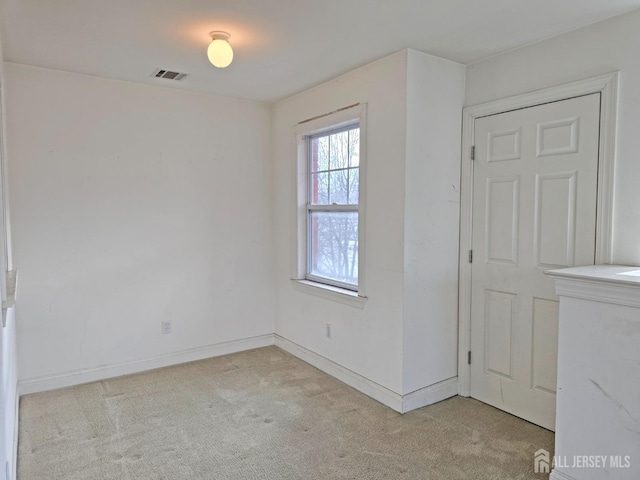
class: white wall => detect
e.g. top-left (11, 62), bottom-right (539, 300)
top-left (0, 30), bottom-right (18, 480)
top-left (466, 9), bottom-right (640, 266)
top-left (403, 50), bottom-right (464, 393)
top-left (273, 51), bottom-right (408, 394)
top-left (4, 64), bottom-right (275, 385)
top-left (273, 50), bottom-right (464, 403)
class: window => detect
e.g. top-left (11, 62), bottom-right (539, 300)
top-left (294, 104), bottom-right (366, 299)
top-left (307, 126), bottom-right (360, 289)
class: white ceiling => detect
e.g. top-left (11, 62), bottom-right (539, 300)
top-left (1, 0), bottom-right (639, 102)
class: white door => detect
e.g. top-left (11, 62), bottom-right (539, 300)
top-left (470, 94), bottom-right (601, 431)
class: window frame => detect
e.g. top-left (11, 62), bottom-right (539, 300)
top-left (293, 104), bottom-right (367, 302)
top-left (305, 124), bottom-right (360, 290)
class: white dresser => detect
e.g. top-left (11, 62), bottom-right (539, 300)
top-left (546, 265), bottom-right (640, 480)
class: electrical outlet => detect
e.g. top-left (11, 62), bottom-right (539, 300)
top-left (161, 320), bottom-right (172, 334)
top-left (325, 323), bottom-right (332, 339)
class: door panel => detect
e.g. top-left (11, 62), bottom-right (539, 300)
top-left (484, 289), bottom-right (515, 380)
top-left (535, 172), bottom-right (577, 268)
top-left (486, 176), bottom-right (519, 264)
top-left (470, 93), bottom-right (600, 431)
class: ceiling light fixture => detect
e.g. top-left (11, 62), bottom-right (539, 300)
top-left (207, 31), bottom-right (233, 68)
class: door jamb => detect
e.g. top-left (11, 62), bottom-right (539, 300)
top-left (458, 72), bottom-right (619, 397)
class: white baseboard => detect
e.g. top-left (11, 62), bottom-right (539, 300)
top-left (402, 377), bottom-right (458, 413)
top-left (274, 334), bottom-right (403, 411)
top-left (18, 332), bottom-right (457, 416)
top-left (18, 334), bottom-right (275, 395)
top-left (274, 335), bottom-right (457, 413)
top-left (550, 470), bottom-right (577, 480)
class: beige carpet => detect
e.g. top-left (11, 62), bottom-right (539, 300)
top-left (18, 346), bottom-right (554, 479)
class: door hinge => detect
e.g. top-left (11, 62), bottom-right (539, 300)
top-left (468, 351), bottom-right (472, 365)
top-left (468, 250), bottom-right (473, 263)
top-left (471, 145), bottom-right (475, 160)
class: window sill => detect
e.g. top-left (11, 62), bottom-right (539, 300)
top-left (291, 279), bottom-right (367, 309)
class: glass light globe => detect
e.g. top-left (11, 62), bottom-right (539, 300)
top-left (207, 37), bottom-right (233, 68)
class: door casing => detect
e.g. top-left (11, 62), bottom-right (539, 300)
top-left (458, 72), bottom-right (619, 397)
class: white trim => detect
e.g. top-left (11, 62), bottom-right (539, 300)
top-left (275, 334), bottom-right (402, 411)
top-left (17, 331), bottom-right (456, 422)
top-left (295, 104), bottom-right (362, 137)
top-left (401, 378), bottom-right (458, 413)
top-left (275, 334), bottom-right (457, 413)
top-left (547, 276), bottom-right (640, 309)
top-left (550, 470), bottom-right (577, 480)
top-left (11, 388), bottom-right (18, 480)
top-left (307, 204), bottom-right (358, 212)
top-left (0, 81), bottom-right (9, 303)
top-left (457, 72), bottom-right (619, 397)
top-left (18, 334), bottom-right (275, 395)
top-left (291, 279), bottom-right (367, 308)
top-left (2, 270), bottom-right (17, 328)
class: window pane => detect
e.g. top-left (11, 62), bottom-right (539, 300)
top-left (329, 130), bottom-right (350, 169)
top-left (311, 136), bottom-right (329, 172)
top-left (329, 170), bottom-right (348, 204)
top-left (349, 128), bottom-right (360, 167)
top-left (348, 168), bottom-right (359, 204)
top-left (309, 211), bottom-right (358, 286)
top-left (310, 172), bottom-right (329, 204)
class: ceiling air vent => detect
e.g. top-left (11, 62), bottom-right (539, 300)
top-left (151, 68), bottom-right (187, 81)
